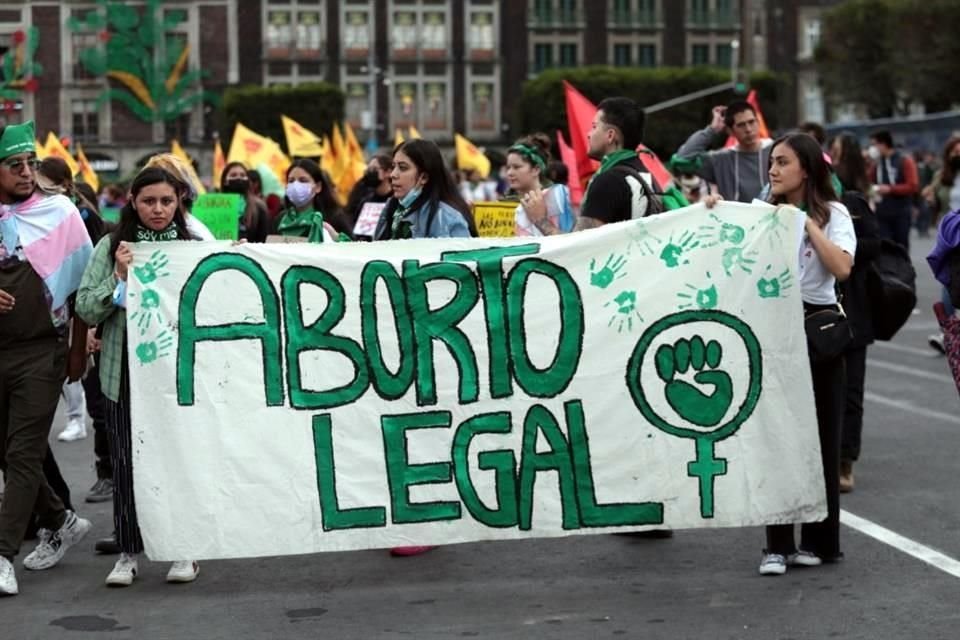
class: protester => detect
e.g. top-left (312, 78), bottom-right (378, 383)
top-left (506, 132), bottom-right (575, 236)
top-left (219, 161), bottom-right (270, 242)
top-left (458, 167), bottom-right (498, 205)
top-left (77, 166), bottom-right (200, 587)
top-left (272, 158), bottom-right (342, 242)
top-left (868, 130), bottom-right (919, 250)
top-left (374, 139), bottom-right (476, 241)
top-left (344, 154), bottom-right (393, 236)
top-left (829, 133), bottom-right (882, 493)
top-left (921, 137), bottom-right (960, 354)
top-left (753, 133), bottom-right (855, 574)
top-left (673, 99), bottom-right (771, 202)
top-left (0, 121), bottom-right (94, 596)
top-left (98, 183), bottom-right (126, 211)
top-left (144, 153), bottom-right (215, 241)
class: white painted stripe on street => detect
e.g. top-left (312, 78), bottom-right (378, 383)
top-left (864, 391), bottom-right (960, 426)
top-left (873, 341), bottom-right (942, 358)
top-left (841, 510), bottom-right (960, 579)
top-left (868, 358), bottom-right (951, 382)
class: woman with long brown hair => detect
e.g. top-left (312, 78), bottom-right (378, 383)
top-left (219, 161), bottom-right (270, 242)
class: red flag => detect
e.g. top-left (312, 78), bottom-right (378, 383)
top-left (725, 90), bottom-right (771, 148)
top-left (556, 130), bottom-right (583, 205)
top-left (636, 143), bottom-right (673, 191)
top-left (563, 81), bottom-right (600, 192)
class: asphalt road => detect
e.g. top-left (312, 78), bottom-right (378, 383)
top-left (4, 231), bottom-right (960, 640)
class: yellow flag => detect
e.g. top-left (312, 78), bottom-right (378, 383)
top-left (227, 123), bottom-right (271, 167)
top-left (343, 121), bottom-right (364, 160)
top-left (330, 123), bottom-right (348, 181)
top-left (256, 138), bottom-right (291, 187)
top-left (394, 128), bottom-right (405, 147)
top-left (171, 139), bottom-right (207, 195)
top-left (335, 122), bottom-right (368, 208)
top-left (319, 135), bottom-right (335, 177)
top-left (454, 133), bottom-right (490, 178)
top-left (408, 125), bottom-right (422, 140)
top-left (212, 140), bottom-right (225, 190)
top-left (281, 114), bottom-right (325, 157)
top-left (35, 138), bottom-right (48, 159)
top-left (75, 144), bottom-right (99, 193)
top-left (43, 132), bottom-right (79, 177)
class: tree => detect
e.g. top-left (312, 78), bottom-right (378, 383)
top-left (68, 0), bottom-right (219, 123)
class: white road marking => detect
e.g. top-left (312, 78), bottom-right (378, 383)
top-left (873, 341), bottom-right (942, 358)
top-left (841, 510), bottom-right (960, 579)
top-left (864, 391), bottom-right (960, 425)
top-left (868, 358), bottom-right (951, 382)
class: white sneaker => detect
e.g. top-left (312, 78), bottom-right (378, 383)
top-left (759, 552), bottom-right (787, 575)
top-left (929, 333), bottom-right (946, 355)
top-left (58, 418), bottom-right (87, 442)
top-left (105, 553), bottom-right (138, 587)
top-left (788, 550), bottom-right (823, 567)
top-left (0, 556), bottom-right (17, 596)
top-left (23, 511), bottom-right (91, 571)
top-left (166, 560), bottom-right (199, 583)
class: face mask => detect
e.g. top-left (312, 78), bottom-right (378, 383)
top-left (867, 145), bottom-right (881, 161)
top-left (285, 181), bottom-right (315, 207)
top-left (399, 185), bottom-right (422, 209)
top-left (950, 157), bottom-right (960, 172)
top-left (223, 178), bottom-right (249, 194)
top-left (360, 169), bottom-right (381, 188)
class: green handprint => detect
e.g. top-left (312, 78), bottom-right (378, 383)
top-left (720, 246), bottom-right (758, 276)
top-left (625, 221), bottom-right (663, 257)
top-left (659, 231), bottom-right (700, 268)
top-left (133, 250), bottom-right (170, 285)
top-left (677, 274), bottom-right (718, 310)
top-left (135, 330), bottom-right (174, 365)
top-left (756, 265), bottom-right (793, 299)
top-left (655, 336), bottom-right (733, 428)
top-left (129, 288), bottom-right (164, 335)
top-left (697, 213), bottom-right (746, 248)
top-left (589, 253), bottom-right (628, 289)
top-left (604, 289), bottom-right (643, 333)
top-left (750, 209), bottom-right (791, 249)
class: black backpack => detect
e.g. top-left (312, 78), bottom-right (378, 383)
top-left (867, 238), bottom-right (917, 340)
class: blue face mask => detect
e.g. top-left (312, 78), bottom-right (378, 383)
top-left (399, 186), bottom-right (422, 209)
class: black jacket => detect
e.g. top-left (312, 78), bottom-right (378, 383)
top-left (839, 192), bottom-right (881, 347)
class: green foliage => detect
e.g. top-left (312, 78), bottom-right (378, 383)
top-left (219, 84), bottom-right (345, 149)
top-left (0, 27), bottom-right (42, 100)
top-left (514, 67), bottom-right (783, 158)
top-left (68, 0), bottom-right (219, 123)
top-left (817, 0), bottom-right (960, 117)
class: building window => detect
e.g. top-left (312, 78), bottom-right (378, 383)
top-left (393, 82), bottom-right (417, 128)
top-left (392, 11), bottom-right (418, 58)
top-left (343, 10), bottom-right (370, 59)
top-left (613, 44), bottom-right (631, 67)
top-left (72, 99), bottom-right (99, 143)
top-left (690, 0), bottom-right (708, 24)
top-left (638, 44), bottom-right (656, 67)
top-left (467, 11), bottom-right (495, 60)
top-left (801, 17), bottom-right (821, 58)
top-left (70, 9), bottom-right (100, 82)
top-left (345, 82), bottom-right (369, 130)
top-left (421, 11), bottom-right (447, 57)
top-left (296, 10), bottom-right (322, 59)
top-left (266, 10), bottom-right (294, 58)
top-left (692, 44), bottom-right (710, 65)
top-left (559, 43), bottom-right (577, 67)
top-left (716, 43), bottom-right (732, 68)
top-left (164, 112), bottom-right (192, 144)
top-left (533, 43), bottom-right (552, 73)
top-left (423, 82), bottom-right (447, 130)
top-left (469, 82), bottom-right (495, 132)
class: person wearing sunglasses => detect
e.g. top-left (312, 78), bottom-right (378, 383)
top-left (0, 121), bottom-right (94, 596)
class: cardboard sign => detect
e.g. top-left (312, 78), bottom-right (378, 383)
top-left (127, 202), bottom-right (823, 561)
top-left (472, 201), bottom-right (517, 238)
top-left (191, 193), bottom-right (242, 241)
top-left (353, 201), bottom-right (386, 237)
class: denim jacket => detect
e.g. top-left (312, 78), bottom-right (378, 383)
top-left (374, 199), bottom-right (471, 239)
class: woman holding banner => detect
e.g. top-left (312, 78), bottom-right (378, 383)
top-left (220, 161), bottom-right (270, 243)
top-left (77, 167), bottom-right (201, 587)
top-left (759, 133), bottom-right (855, 575)
top-left (373, 139), bottom-right (477, 241)
top-left (507, 133), bottom-right (575, 236)
top-left (272, 159), bottom-right (342, 242)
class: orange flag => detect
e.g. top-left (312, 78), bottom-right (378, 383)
top-left (75, 144), bottom-right (99, 192)
top-left (212, 140), bottom-right (225, 189)
top-left (43, 132), bottom-right (79, 177)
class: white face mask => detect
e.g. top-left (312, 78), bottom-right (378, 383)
top-left (867, 145), bottom-right (881, 161)
top-left (286, 181), bottom-right (315, 207)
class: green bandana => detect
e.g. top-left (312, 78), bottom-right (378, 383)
top-left (508, 144), bottom-right (547, 171)
top-left (277, 207), bottom-right (326, 243)
top-left (581, 149), bottom-right (638, 212)
top-left (390, 207), bottom-right (413, 240)
top-left (0, 120), bottom-right (36, 161)
top-left (136, 223), bottom-right (180, 242)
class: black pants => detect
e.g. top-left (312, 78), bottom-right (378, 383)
top-left (841, 346), bottom-right (868, 462)
top-left (81, 356), bottom-right (111, 480)
top-left (766, 354), bottom-right (845, 559)
top-left (104, 362), bottom-right (144, 555)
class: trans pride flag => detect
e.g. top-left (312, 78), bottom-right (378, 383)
top-left (0, 192), bottom-right (93, 310)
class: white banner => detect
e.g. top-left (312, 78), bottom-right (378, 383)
top-left (127, 202), bottom-right (824, 561)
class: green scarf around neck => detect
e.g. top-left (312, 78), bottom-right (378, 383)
top-left (277, 207), bottom-right (326, 243)
top-left (135, 223), bottom-right (179, 242)
top-left (581, 149), bottom-right (638, 212)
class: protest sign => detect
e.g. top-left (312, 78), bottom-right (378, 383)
top-left (127, 202), bottom-right (824, 561)
top-left (353, 201), bottom-right (386, 237)
top-left (473, 201), bottom-right (517, 238)
top-left (191, 193), bottom-right (242, 241)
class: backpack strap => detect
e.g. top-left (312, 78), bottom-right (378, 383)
top-left (610, 164), bottom-right (665, 217)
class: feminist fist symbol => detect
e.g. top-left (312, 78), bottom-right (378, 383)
top-left (589, 253), bottom-right (627, 289)
top-left (655, 336), bottom-right (733, 428)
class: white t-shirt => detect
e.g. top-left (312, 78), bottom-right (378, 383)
top-left (798, 201), bottom-right (857, 305)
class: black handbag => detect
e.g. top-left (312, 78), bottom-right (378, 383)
top-left (805, 303), bottom-right (852, 363)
